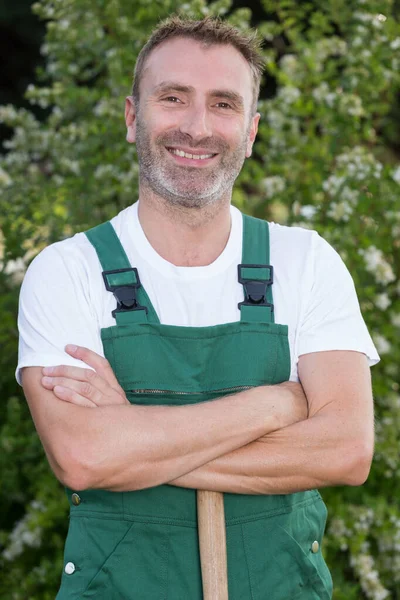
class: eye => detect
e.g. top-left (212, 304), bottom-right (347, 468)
top-left (215, 102), bottom-right (233, 109)
top-left (163, 96), bottom-right (182, 103)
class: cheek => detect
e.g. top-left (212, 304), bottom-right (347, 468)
top-left (149, 107), bottom-right (183, 131)
top-left (212, 119), bottom-right (245, 144)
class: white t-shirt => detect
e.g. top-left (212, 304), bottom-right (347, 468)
top-left (16, 202), bottom-right (379, 385)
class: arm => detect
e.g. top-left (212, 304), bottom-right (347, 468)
top-left (169, 351), bottom-right (374, 494)
top-left (21, 347), bottom-right (307, 493)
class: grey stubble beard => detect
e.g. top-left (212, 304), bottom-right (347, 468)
top-left (134, 114), bottom-right (250, 213)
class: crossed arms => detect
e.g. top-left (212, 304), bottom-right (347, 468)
top-left (21, 346), bottom-right (374, 495)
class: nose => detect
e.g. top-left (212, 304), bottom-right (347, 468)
top-left (179, 102), bottom-right (212, 142)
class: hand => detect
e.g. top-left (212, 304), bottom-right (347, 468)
top-left (41, 344), bottom-right (129, 408)
top-left (260, 381), bottom-right (308, 433)
top-left (278, 381), bottom-right (309, 424)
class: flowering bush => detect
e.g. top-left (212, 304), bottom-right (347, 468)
top-left (0, 0), bottom-right (399, 598)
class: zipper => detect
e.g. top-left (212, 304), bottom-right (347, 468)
top-left (129, 386), bottom-right (252, 395)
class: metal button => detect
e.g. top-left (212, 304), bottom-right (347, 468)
top-left (311, 540), bottom-right (320, 553)
top-left (65, 562), bottom-right (76, 575)
top-left (71, 493), bottom-right (81, 506)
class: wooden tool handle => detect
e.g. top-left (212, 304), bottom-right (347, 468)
top-left (197, 490), bottom-right (228, 600)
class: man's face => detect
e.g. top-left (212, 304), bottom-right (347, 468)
top-left (126, 37), bottom-right (259, 209)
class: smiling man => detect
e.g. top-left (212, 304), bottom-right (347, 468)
top-left (18, 16), bottom-right (379, 600)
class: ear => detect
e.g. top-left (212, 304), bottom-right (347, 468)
top-left (245, 112), bottom-right (260, 158)
top-left (125, 96), bottom-right (137, 144)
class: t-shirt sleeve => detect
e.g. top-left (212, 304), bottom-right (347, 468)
top-left (296, 233), bottom-right (379, 367)
top-left (16, 242), bottom-right (104, 385)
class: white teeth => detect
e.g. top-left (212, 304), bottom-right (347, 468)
top-left (169, 148), bottom-right (214, 160)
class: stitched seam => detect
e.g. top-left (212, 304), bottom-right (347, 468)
top-left (225, 493), bottom-right (323, 526)
top-left (105, 332), bottom-right (117, 382)
top-left (240, 524), bottom-right (255, 600)
top-left (270, 335), bottom-right (278, 382)
top-left (102, 326), bottom-right (289, 342)
top-left (82, 522), bottom-right (135, 596)
top-left (162, 533), bottom-right (169, 600)
top-left (71, 512), bottom-right (198, 527)
top-left (70, 493), bottom-right (322, 527)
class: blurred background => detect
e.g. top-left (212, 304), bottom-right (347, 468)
top-left (1, 0), bottom-right (400, 598)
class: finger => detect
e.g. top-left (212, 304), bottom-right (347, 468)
top-left (42, 376), bottom-right (109, 407)
top-left (43, 365), bottom-right (95, 381)
top-left (53, 385), bottom-right (97, 408)
top-left (64, 345), bottom-right (123, 392)
top-left (42, 365), bottom-right (120, 399)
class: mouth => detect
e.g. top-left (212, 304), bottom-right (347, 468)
top-left (166, 146), bottom-right (218, 165)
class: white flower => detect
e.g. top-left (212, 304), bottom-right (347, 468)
top-left (351, 551), bottom-right (390, 599)
top-left (94, 164), bottom-right (116, 179)
top-left (341, 187), bottom-right (359, 204)
top-left (391, 38), bottom-right (400, 50)
top-left (312, 82), bottom-right (329, 103)
top-left (326, 92), bottom-right (338, 107)
top-left (323, 175), bottom-right (345, 195)
top-left (335, 146), bottom-right (383, 182)
top-left (261, 176), bottom-right (286, 198)
top-left (315, 37), bottom-right (348, 60)
top-left (340, 93), bottom-right (365, 117)
top-left (299, 205), bottom-right (317, 219)
top-left (327, 201), bottom-right (353, 221)
top-left (375, 293), bottom-right (391, 310)
top-left (391, 313), bottom-right (400, 327)
top-left (58, 19), bottom-right (70, 30)
top-left (4, 257), bottom-right (26, 277)
top-left (0, 105), bottom-right (18, 124)
top-left (59, 158), bottom-right (80, 175)
top-left (359, 246), bottom-right (396, 285)
top-left (373, 334), bottom-right (391, 355)
top-left (2, 500), bottom-right (45, 561)
top-left (280, 54), bottom-right (299, 76)
top-left (278, 86), bottom-right (301, 105)
top-left (352, 36), bottom-right (364, 47)
top-left (68, 63), bottom-right (79, 75)
top-left (392, 166), bottom-right (400, 185)
top-left (266, 109), bottom-right (286, 129)
top-left (0, 167), bottom-right (12, 187)
top-left (52, 174), bottom-right (65, 186)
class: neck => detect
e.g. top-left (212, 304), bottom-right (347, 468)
top-left (137, 183), bottom-right (232, 267)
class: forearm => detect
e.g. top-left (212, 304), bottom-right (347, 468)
top-left (169, 411), bottom-right (374, 494)
top-left (49, 385), bottom-right (289, 492)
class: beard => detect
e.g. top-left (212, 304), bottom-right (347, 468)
top-left (134, 116), bottom-right (249, 210)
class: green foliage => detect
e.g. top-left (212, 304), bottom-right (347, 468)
top-left (1, 0), bottom-right (399, 598)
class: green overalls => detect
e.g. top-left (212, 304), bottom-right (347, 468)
top-left (56, 213), bottom-right (333, 600)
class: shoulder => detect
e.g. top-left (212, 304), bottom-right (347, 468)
top-left (22, 232), bottom-right (95, 293)
top-left (267, 222), bottom-right (339, 278)
top-left (23, 204), bottom-right (137, 284)
top-left (269, 221), bottom-right (321, 251)
top-left (269, 221), bottom-right (346, 268)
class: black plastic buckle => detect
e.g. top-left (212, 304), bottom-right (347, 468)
top-left (238, 263), bottom-right (274, 310)
top-left (102, 268), bottom-right (148, 316)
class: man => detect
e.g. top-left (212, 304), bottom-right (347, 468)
top-left (18, 16), bottom-right (378, 600)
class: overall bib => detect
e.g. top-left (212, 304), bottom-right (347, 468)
top-left (56, 214), bottom-right (333, 600)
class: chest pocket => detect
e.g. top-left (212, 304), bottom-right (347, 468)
top-left (102, 319), bottom-right (290, 401)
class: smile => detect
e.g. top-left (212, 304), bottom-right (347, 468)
top-left (167, 147), bottom-right (217, 160)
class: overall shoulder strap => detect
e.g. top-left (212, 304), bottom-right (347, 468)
top-left (239, 214), bottom-right (274, 324)
top-left (85, 221), bottom-right (159, 325)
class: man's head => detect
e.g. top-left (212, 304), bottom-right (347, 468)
top-left (125, 17), bottom-right (264, 210)
top-left (132, 16), bottom-right (264, 116)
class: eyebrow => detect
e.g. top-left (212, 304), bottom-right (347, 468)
top-left (153, 81), bottom-right (245, 108)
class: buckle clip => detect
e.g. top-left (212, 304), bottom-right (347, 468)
top-left (238, 263), bottom-right (274, 310)
top-left (102, 268), bottom-right (148, 316)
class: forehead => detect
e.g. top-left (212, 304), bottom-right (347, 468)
top-left (141, 37), bottom-right (254, 105)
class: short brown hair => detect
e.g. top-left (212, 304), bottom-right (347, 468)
top-left (131, 16), bottom-right (264, 115)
